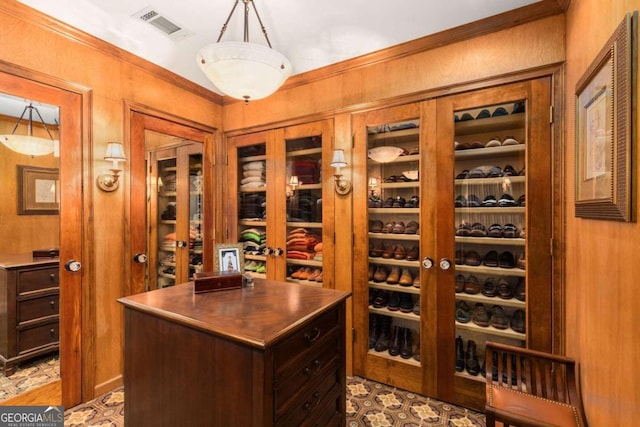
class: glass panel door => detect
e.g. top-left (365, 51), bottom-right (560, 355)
top-left (285, 134), bottom-right (323, 286)
top-left (452, 102), bottom-right (527, 380)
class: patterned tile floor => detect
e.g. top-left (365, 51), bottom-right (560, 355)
top-left (0, 354), bottom-right (60, 402)
top-left (63, 376), bottom-right (485, 426)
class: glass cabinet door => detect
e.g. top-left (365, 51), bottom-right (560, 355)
top-left (236, 140), bottom-right (268, 277)
top-left (284, 133), bottom-right (324, 286)
top-left (451, 102), bottom-right (527, 381)
top-left (149, 141), bottom-right (203, 289)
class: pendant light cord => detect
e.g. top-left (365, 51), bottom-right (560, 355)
top-left (215, 0), bottom-right (273, 48)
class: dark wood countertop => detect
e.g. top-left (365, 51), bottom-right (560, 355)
top-left (0, 253), bottom-right (59, 269)
top-left (118, 278), bottom-right (351, 349)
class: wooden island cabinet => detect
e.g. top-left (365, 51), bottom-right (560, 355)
top-left (118, 278), bottom-right (350, 427)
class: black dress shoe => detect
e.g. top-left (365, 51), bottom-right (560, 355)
top-left (374, 317), bottom-right (392, 352)
top-left (400, 328), bottom-right (413, 359)
top-left (466, 340), bottom-right (480, 376)
top-left (388, 326), bottom-right (401, 356)
top-left (455, 336), bottom-right (465, 372)
top-left (368, 314), bottom-right (379, 349)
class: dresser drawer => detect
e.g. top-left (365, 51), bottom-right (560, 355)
top-left (273, 306), bottom-right (339, 368)
top-left (274, 329), bottom-right (340, 411)
top-left (18, 321), bottom-right (59, 354)
top-left (275, 366), bottom-right (342, 427)
top-left (299, 388), bottom-right (343, 427)
top-left (18, 293), bottom-right (60, 323)
top-left (17, 267), bottom-right (59, 294)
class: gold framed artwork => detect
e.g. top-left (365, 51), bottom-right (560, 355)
top-left (214, 243), bottom-right (244, 273)
top-left (17, 165), bottom-right (60, 215)
top-left (574, 12), bottom-right (636, 221)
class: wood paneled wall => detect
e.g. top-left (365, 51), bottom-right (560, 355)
top-left (565, 1), bottom-right (640, 425)
top-left (0, 1), bottom-right (222, 398)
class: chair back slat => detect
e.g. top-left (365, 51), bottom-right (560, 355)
top-left (484, 341), bottom-right (588, 427)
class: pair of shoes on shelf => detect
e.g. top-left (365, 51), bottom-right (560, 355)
top-left (455, 274), bottom-right (481, 294)
top-left (481, 277), bottom-right (514, 299)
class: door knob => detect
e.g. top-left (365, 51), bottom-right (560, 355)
top-left (439, 258), bottom-right (452, 270)
top-left (273, 248), bottom-right (284, 256)
top-left (262, 247), bottom-right (274, 255)
top-left (64, 260), bottom-right (82, 272)
top-left (421, 257), bottom-right (434, 269)
top-left (133, 253), bottom-right (148, 263)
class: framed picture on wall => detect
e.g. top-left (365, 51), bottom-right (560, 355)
top-left (574, 12), bottom-right (636, 221)
top-left (214, 243), bottom-right (244, 273)
top-left (17, 165), bottom-right (60, 215)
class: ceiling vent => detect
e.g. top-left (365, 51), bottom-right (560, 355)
top-left (132, 6), bottom-right (193, 41)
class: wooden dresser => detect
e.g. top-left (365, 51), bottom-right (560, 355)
top-left (0, 254), bottom-right (60, 376)
top-left (118, 278), bottom-right (351, 427)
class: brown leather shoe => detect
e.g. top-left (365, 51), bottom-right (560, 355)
top-left (393, 245), bottom-right (407, 260)
top-left (382, 244), bottom-right (396, 259)
top-left (406, 245), bottom-right (419, 261)
top-left (369, 242), bottom-right (384, 257)
top-left (413, 274), bottom-right (420, 288)
top-left (464, 275), bottom-right (481, 294)
top-left (373, 266), bottom-right (388, 282)
top-left (399, 268), bottom-right (413, 286)
top-left (386, 267), bottom-right (400, 284)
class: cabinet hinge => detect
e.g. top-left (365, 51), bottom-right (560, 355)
top-left (352, 327), bottom-right (356, 343)
top-left (549, 105), bottom-right (553, 124)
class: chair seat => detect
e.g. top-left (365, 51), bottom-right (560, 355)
top-left (488, 385), bottom-right (580, 427)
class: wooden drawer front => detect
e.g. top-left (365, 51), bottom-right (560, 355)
top-left (274, 327), bottom-right (341, 410)
top-left (18, 294), bottom-right (60, 323)
top-left (276, 366), bottom-right (342, 426)
top-left (274, 306), bottom-right (339, 367)
top-left (299, 388), bottom-right (343, 427)
top-left (17, 267), bottom-right (59, 294)
top-left (18, 321), bottom-right (59, 354)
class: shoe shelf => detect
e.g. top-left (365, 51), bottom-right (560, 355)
top-left (238, 187), bottom-right (266, 194)
top-left (286, 221), bottom-right (322, 228)
top-left (454, 112), bottom-right (525, 136)
top-left (245, 254), bottom-right (267, 262)
top-left (286, 147), bottom-right (322, 158)
top-left (159, 191), bottom-right (177, 197)
top-left (367, 128), bottom-right (419, 144)
top-left (158, 272), bottom-right (176, 280)
top-left (369, 258), bottom-right (420, 268)
top-left (287, 259), bottom-right (323, 268)
top-left (369, 232), bottom-right (419, 241)
top-left (239, 219), bottom-right (267, 227)
top-left (455, 207), bottom-right (525, 215)
top-left (369, 282), bottom-right (420, 295)
top-left (162, 166), bottom-right (178, 172)
top-left (288, 278), bottom-right (323, 288)
top-left (368, 208), bottom-right (419, 214)
top-left (455, 175), bottom-right (525, 186)
top-left (160, 219), bottom-right (177, 225)
top-left (455, 371), bottom-right (485, 383)
top-left (454, 144), bottom-right (525, 161)
top-left (289, 183), bottom-right (322, 190)
top-left (455, 321), bottom-right (525, 340)
top-left (454, 293), bottom-right (525, 309)
top-left (455, 236), bottom-right (524, 246)
top-left (378, 182), bottom-right (419, 189)
top-left (239, 154), bottom-right (267, 163)
top-left (455, 265), bottom-right (525, 278)
top-left (370, 306), bottom-right (420, 322)
top-left (368, 349), bottom-right (421, 367)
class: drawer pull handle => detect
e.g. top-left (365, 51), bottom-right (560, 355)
top-left (303, 359), bottom-right (321, 376)
top-left (50, 301), bottom-right (55, 307)
top-left (304, 328), bottom-right (321, 345)
top-left (303, 391), bottom-right (321, 412)
top-left (50, 273), bottom-right (56, 282)
top-left (50, 329), bottom-right (55, 335)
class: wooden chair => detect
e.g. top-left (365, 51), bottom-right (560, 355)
top-left (485, 342), bottom-right (588, 427)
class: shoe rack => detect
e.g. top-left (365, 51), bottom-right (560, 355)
top-left (352, 78), bottom-right (553, 410)
top-left (147, 142), bottom-right (204, 289)
top-left (225, 120), bottom-right (335, 287)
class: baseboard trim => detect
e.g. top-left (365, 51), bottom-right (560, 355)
top-left (94, 375), bottom-right (123, 397)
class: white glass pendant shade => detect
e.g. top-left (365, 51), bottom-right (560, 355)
top-left (1, 134), bottom-right (55, 156)
top-left (197, 41), bottom-right (292, 101)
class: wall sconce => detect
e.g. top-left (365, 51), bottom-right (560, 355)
top-left (286, 175), bottom-right (299, 197)
top-left (368, 177), bottom-right (379, 199)
top-left (330, 149), bottom-right (351, 195)
top-left (96, 142), bottom-right (126, 192)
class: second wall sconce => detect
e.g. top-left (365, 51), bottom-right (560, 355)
top-left (330, 149), bottom-right (351, 195)
top-left (96, 141), bottom-right (126, 192)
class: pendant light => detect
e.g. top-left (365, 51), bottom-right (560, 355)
top-left (0, 103), bottom-right (57, 156)
top-left (196, 0), bottom-right (292, 103)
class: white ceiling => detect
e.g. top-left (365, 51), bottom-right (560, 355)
top-left (16, 0), bottom-right (541, 95)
